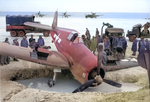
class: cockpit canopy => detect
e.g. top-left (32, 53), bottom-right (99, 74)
top-left (67, 32), bottom-right (83, 44)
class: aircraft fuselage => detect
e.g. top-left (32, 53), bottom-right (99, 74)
top-left (50, 28), bottom-right (100, 84)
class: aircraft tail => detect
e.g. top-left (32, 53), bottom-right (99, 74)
top-left (52, 11), bottom-right (58, 30)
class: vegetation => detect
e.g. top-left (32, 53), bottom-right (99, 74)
top-left (57, 69), bottom-right (74, 79)
top-left (97, 85), bottom-right (150, 102)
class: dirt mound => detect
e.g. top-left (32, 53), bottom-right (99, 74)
top-left (0, 59), bottom-right (149, 102)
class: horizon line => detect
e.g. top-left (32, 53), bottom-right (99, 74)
top-left (0, 11), bottom-right (150, 13)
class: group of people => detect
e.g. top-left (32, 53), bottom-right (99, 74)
top-left (131, 35), bottom-right (150, 56)
top-left (102, 34), bottom-right (127, 60)
top-left (82, 28), bottom-right (127, 61)
top-left (82, 28), bottom-right (102, 54)
top-left (20, 35), bottom-right (45, 48)
top-left (0, 35), bottom-right (45, 66)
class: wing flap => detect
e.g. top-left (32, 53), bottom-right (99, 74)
top-left (24, 22), bottom-right (55, 31)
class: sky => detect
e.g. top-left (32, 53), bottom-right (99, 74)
top-left (0, 0), bottom-right (150, 13)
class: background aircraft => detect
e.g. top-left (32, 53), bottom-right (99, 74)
top-left (35, 11), bottom-right (45, 17)
top-left (85, 12), bottom-right (100, 18)
top-left (61, 12), bottom-right (70, 18)
top-left (0, 11), bottom-right (122, 93)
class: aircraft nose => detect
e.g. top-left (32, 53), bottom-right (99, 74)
top-left (95, 75), bottom-right (103, 84)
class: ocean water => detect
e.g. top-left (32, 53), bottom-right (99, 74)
top-left (0, 12), bottom-right (150, 41)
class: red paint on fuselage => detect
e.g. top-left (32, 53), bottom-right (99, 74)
top-left (50, 27), bottom-right (97, 84)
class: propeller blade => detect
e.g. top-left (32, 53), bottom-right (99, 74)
top-left (72, 79), bottom-right (95, 93)
top-left (103, 79), bottom-right (122, 88)
top-left (97, 43), bottom-right (104, 75)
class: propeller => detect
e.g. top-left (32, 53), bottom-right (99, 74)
top-left (72, 79), bottom-right (95, 93)
top-left (103, 79), bottom-right (122, 88)
top-left (97, 43), bottom-right (103, 75)
top-left (72, 43), bottom-right (122, 93)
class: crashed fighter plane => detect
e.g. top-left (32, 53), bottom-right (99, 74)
top-left (0, 11), bottom-right (138, 93)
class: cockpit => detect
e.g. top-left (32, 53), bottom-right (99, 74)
top-left (67, 32), bottom-right (83, 44)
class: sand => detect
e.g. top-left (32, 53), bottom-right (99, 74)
top-left (0, 57), bottom-right (149, 102)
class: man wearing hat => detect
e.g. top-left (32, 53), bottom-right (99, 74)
top-left (12, 38), bottom-right (19, 46)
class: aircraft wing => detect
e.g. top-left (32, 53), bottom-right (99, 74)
top-left (0, 42), bottom-right (69, 68)
top-left (24, 22), bottom-right (55, 31)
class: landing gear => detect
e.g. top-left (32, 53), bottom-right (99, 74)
top-left (48, 79), bottom-right (55, 87)
top-left (47, 72), bottom-right (57, 87)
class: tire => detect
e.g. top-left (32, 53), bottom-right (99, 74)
top-left (18, 30), bottom-right (25, 37)
top-left (10, 31), bottom-right (17, 37)
top-left (43, 31), bottom-right (50, 37)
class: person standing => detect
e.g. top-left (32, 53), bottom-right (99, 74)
top-left (145, 39), bottom-right (150, 50)
top-left (112, 35), bottom-right (118, 55)
top-left (131, 35), bottom-right (138, 56)
top-left (85, 28), bottom-right (91, 49)
top-left (12, 38), bottom-right (19, 46)
top-left (12, 38), bottom-right (19, 61)
top-left (95, 28), bottom-right (99, 38)
top-left (21, 36), bottom-right (28, 48)
top-left (29, 39), bottom-right (40, 51)
top-left (82, 35), bottom-right (88, 47)
top-left (29, 34), bottom-right (34, 44)
top-left (138, 37), bottom-right (146, 54)
top-left (97, 35), bottom-right (103, 45)
top-left (104, 37), bottom-right (110, 55)
top-left (1, 38), bottom-right (10, 65)
top-left (116, 35), bottom-right (124, 60)
top-left (4, 37), bottom-right (10, 44)
top-left (85, 28), bottom-right (91, 40)
top-left (38, 35), bottom-right (45, 46)
top-left (122, 36), bottom-right (127, 57)
top-left (143, 22), bottom-right (150, 35)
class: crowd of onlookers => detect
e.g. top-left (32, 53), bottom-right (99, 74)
top-left (131, 35), bottom-right (150, 56)
top-left (82, 28), bottom-right (150, 61)
top-left (0, 35), bottom-right (45, 65)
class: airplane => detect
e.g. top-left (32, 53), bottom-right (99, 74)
top-left (0, 11), bottom-right (137, 93)
top-left (85, 12), bottom-right (100, 18)
top-left (61, 12), bottom-right (70, 18)
top-left (35, 11), bottom-right (45, 17)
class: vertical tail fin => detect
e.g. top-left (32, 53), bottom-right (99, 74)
top-left (52, 11), bottom-right (58, 30)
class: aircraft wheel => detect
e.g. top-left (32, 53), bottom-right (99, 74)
top-left (43, 31), bottom-right (50, 37)
top-left (10, 31), bottom-right (17, 37)
top-left (18, 30), bottom-right (25, 37)
top-left (48, 79), bottom-right (55, 87)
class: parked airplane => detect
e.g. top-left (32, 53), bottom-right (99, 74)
top-left (0, 11), bottom-right (122, 93)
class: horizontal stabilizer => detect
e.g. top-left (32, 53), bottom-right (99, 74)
top-left (24, 22), bottom-right (55, 31)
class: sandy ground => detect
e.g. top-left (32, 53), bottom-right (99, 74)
top-left (0, 55), bottom-right (149, 102)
